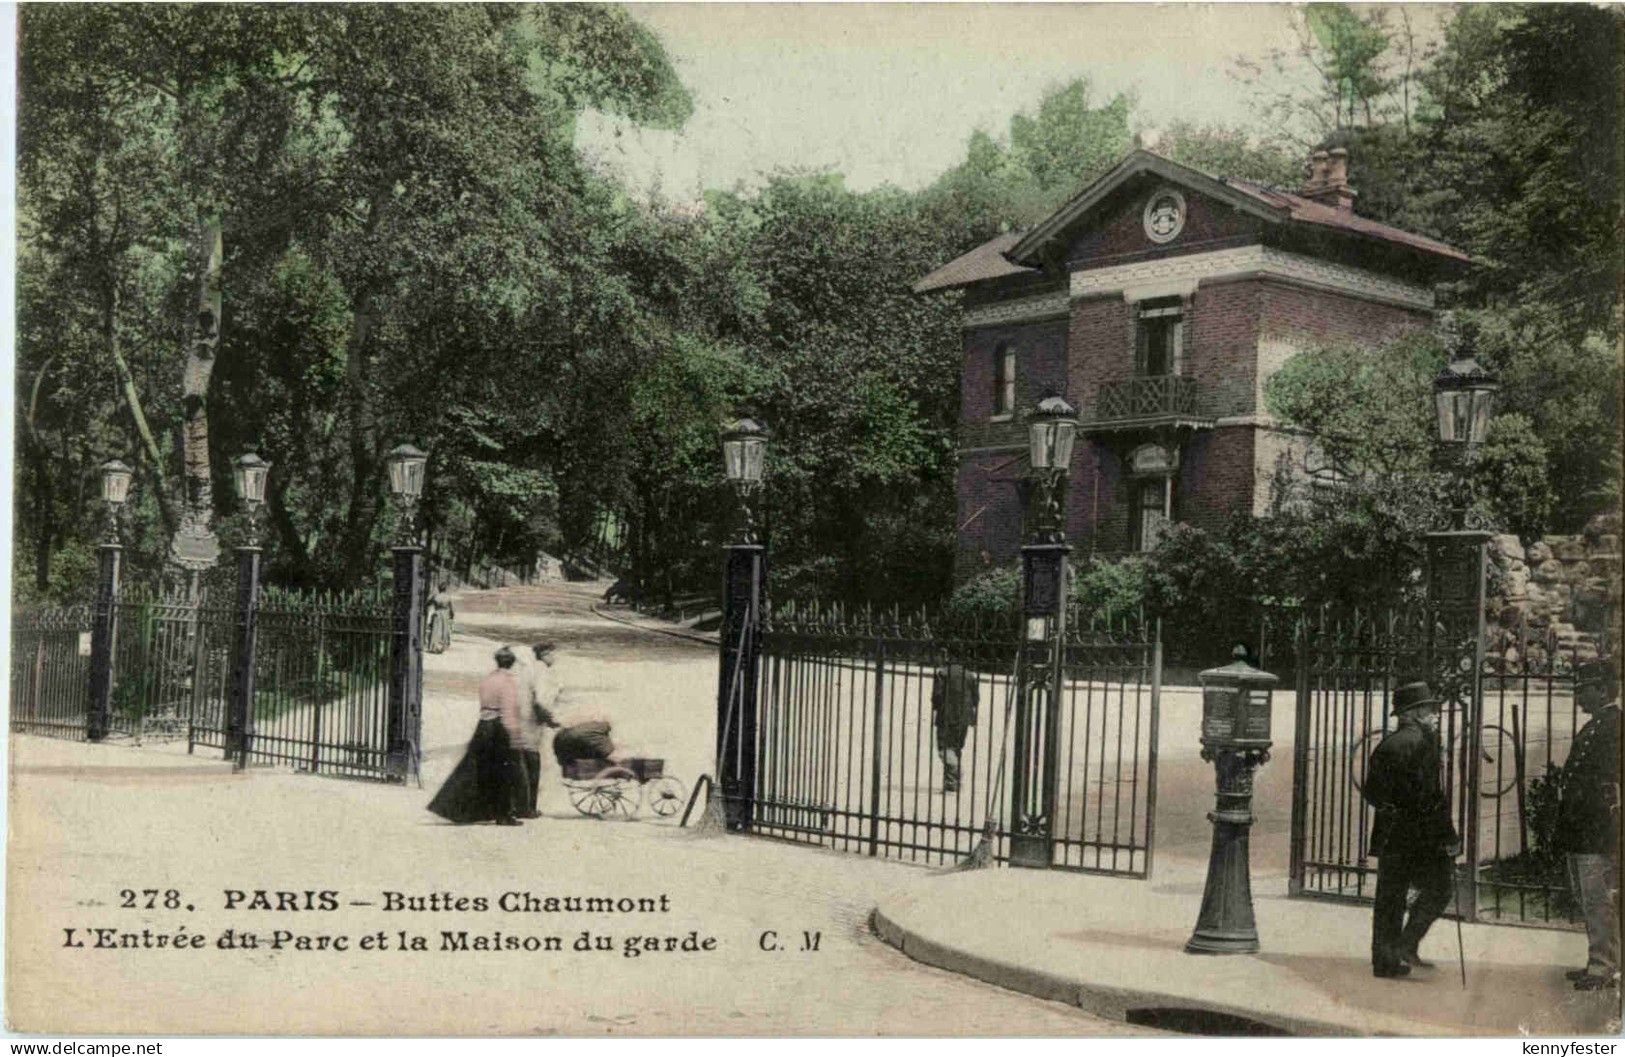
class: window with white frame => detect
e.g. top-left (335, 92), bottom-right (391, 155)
top-left (1135, 298), bottom-right (1183, 377)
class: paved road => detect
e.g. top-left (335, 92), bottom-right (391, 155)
top-left (7, 580), bottom-right (1153, 1036)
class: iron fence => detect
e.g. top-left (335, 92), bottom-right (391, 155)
top-left (14, 584), bottom-right (407, 783)
top-left (747, 602), bottom-right (1158, 874)
top-left (10, 606), bottom-right (91, 739)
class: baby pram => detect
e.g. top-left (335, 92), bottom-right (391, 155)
top-left (552, 721), bottom-right (686, 820)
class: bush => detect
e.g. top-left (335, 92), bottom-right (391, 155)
top-left (942, 556), bottom-right (1150, 632)
top-left (1072, 555), bottom-right (1149, 622)
top-left (943, 564), bottom-right (1020, 628)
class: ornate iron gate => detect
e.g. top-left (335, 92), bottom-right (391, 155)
top-left (746, 603), bottom-right (1159, 874)
top-left (1287, 599), bottom-right (1589, 927)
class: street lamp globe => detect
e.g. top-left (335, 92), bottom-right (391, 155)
top-left (1028, 395), bottom-right (1078, 472)
top-left (100, 459), bottom-right (134, 507)
top-left (386, 444), bottom-right (428, 500)
top-left (1433, 353), bottom-right (1498, 448)
top-left (234, 453), bottom-right (271, 507)
top-left (721, 418), bottom-right (769, 485)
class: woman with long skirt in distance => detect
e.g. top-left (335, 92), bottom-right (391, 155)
top-left (427, 646), bottom-right (530, 825)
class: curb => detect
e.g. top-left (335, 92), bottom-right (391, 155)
top-left (869, 905), bottom-right (1365, 1038)
top-left (589, 604), bottom-right (719, 648)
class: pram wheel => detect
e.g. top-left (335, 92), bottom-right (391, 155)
top-left (644, 776), bottom-right (686, 818)
top-left (567, 765), bottom-right (639, 820)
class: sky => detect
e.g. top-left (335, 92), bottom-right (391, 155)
top-left (575, 3), bottom-right (1453, 201)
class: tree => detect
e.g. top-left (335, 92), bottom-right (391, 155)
top-left (17, 4), bottom-right (698, 593)
top-left (1152, 122), bottom-right (1300, 187)
top-left (921, 78), bottom-right (1135, 239)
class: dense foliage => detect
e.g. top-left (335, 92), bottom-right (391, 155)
top-left (15, 4), bottom-right (1620, 615)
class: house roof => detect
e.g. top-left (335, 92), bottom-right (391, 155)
top-left (1222, 178), bottom-right (1470, 263)
top-left (912, 231), bottom-right (1036, 294)
top-left (915, 149), bottom-right (1467, 293)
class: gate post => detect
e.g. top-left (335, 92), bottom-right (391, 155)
top-left (1008, 396), bottom-right (1077, 868)
top-left (87, 541), bottom-right (122, 743)
top-left (718, 419), bottom-right (769, 833)
top-left (1011, 540), bottom-right (1068, 867)
top-left (1425, 530), bottom-right (1491, 923)
top-left (383, 444), bottom-right (429, 784)
top-left (87, 460), bottom-right (134, 743)
top-left (225, 544), bottom-right (261, 768)
top-left (718, 544), bottom-right (764, 831)
top-left (386, 544), bottom-right (424, 783)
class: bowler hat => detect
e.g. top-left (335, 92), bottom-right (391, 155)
top-left (1391, 681), bottom-right (1438, 714)
top-left (1576, 658), bottom-right (1618, 691)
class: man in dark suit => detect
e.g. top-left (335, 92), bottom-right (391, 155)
top-left (930, 663), bottom-right (979, 793)
top-left (1558, 657), bottom-right (1620, 991)
top-left (1363, 680), bottom-right (1458, 979)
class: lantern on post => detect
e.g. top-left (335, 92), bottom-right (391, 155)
top-left (100, 459), bottom-right (134, 544)
top-left (87, 459), bottom-right (134, 742)
top-left (1026, 395), bottom-right (1077, 546)
top-left (233, 453), bottom-right (271, 548)
top-left (714, 416), bottom-right (770, 832)
top-left (1423, 301), bottom-right (1500, 914)
top-left (225, 452), bottom-right (271, 771)
top-left (386, 444), bottom-right (428, 545)
top-left (1008, 395), bottom-right (1078, 868)
top-left (720, 418), bottom-right (768, 545)
top-left (1431, 303), bottom-right (1499, 532)
top-left (384, 442), bottom-right (429, 784)
top-left (1433, 349), bottom-right (1498, 451)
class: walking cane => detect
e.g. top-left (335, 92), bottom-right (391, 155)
top-left (1453, 861), bottom-right (1467, 988)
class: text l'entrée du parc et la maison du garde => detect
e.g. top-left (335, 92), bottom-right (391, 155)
top-left (56, 888), bottom-right (771, 959)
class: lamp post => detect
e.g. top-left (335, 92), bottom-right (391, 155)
top-left (226, 453), bottom-right (271, 768)
top-left (1424, 301), bottom-right (1501, 923)
top-left (385, 443), bottom-right (428, 782)
top-left (1010, 395), bottom-right (1077, 867)
top-left (1432, 307), bottom-right (1500, 532)
top-left (717, 417), bottom-right (768, 831)
top-left (87, 460), bottom-right (134, 742)
top-left (1186, 646), bottom-right (1278, 953)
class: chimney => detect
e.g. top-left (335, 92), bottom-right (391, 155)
top-left (1300, 146), bottom-right (1357, 212)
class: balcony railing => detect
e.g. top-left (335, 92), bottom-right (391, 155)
top-left (1091, 375), bottom-right (1209, 429)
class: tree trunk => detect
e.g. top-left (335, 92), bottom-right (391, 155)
top-left (180, 221), bottom-right (223, 525)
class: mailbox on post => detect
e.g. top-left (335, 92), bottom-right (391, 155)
top-left (1187, 645), bottom-right (1279, 955)
top-left (1198, 649), bottom-right (1276, 752)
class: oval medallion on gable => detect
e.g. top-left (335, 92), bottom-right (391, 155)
top-left (1142, 188), bottom-right (1187, 245)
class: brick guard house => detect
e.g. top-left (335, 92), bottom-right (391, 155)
top-left (915, 148), bottom-right (1470, 577)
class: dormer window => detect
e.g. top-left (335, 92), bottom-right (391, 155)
top-left (1135, 298), bottom-right (1182, 377)
top-left (992, 343), bottom-right (1016, 418)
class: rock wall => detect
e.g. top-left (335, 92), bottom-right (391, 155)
top-left (1487, 513), bottom-right (1621, 664)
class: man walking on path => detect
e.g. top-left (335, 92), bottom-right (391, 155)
top-left (931, 662), bottom-right (979, 793)
top-left (515, 641), bottom-right (563, 819)
top-left (1363, 680), bottom-right (1458, 979)
top-left (1558, 657), bottom-right (1620, 991)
